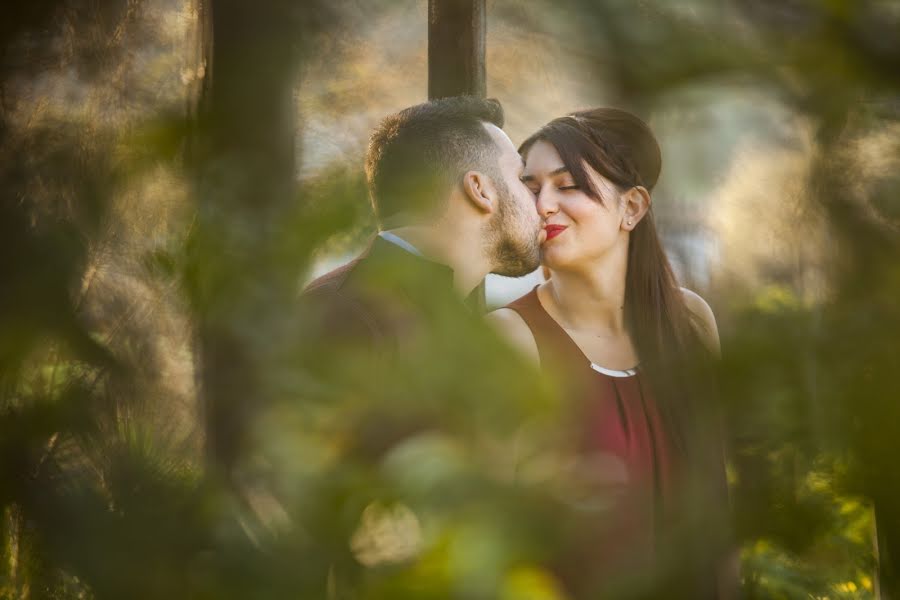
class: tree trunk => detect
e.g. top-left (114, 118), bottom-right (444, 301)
top-left (192, 0), bottom-right (301, 478)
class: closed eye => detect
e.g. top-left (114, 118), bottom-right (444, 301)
top-left (558, 185), bottom-right (580, 191)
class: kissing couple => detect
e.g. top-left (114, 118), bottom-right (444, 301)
top-left (302, 96), bottom-right (735, 598)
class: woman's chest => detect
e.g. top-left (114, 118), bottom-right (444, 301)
top-left (565, 329), bottom-right (639, 371)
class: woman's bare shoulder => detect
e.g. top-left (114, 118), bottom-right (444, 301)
top-left (485, 308), bottom-right (540, 364)
top-left (680, 288), bottom-right (721, 356)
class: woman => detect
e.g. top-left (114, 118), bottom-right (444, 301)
top-left (489, 108), bottom-right (733, 597)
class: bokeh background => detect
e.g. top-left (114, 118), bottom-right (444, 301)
top-left (2, 0), bottom-right (899, 598)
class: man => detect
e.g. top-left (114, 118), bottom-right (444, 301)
top-left (305, 95), bottom-right (541, 305)
top-left (300, 95), bottom-right (544, 453)
top-left (302, 96), bottom-right (542, 369)
top-left (290, 96), bottom-right (552, 596)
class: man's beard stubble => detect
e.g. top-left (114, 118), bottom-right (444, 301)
top-left (485, 179), bottom-right (541, 278)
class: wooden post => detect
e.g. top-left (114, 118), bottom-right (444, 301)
top-left (428, 0), bottom-right (486, 100)
top-left (428, 0), bottom-right (488, 311)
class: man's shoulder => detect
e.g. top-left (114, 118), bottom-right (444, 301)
top-left (299, 239), bottom-right (457, 344)
top-left (299, 256), bottom-right (386, 347)
top-left (303, 258), bottom-right (361, 297)
top-left (301, 256), bottom-right (374, 322)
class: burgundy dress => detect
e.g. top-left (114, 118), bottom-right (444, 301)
top-left (506, 287), bottom-right (679, 592)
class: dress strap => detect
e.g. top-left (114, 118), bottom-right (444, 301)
top-left (505, 286), bottom-right (590, 370)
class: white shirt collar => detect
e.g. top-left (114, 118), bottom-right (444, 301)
top-left (378, 231), bottom-right (424, 258)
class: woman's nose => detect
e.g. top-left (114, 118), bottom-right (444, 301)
top-left (535, 188), bottom-right (558, 219)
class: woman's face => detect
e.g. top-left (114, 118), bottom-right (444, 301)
top-left (522, 140), bottom-right (629, 271)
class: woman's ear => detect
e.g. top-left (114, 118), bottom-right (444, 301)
top-left (622, 185), bottom-right (651, 231)
top-left (462, 170), bottom-right (496, 214)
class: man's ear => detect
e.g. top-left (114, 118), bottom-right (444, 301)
top-left (622, 185), bottom-right (651, 231)
top-left (461, 170), bottom-right (496, 214)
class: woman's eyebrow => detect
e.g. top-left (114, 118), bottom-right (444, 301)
top-left (521, 166), bottom-right (569, 182)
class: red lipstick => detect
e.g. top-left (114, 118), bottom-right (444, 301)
top-left (544, 224), bottom-right (568, 241)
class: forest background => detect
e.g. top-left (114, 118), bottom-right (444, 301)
top-left (2, 0), bottom-right (899, 598)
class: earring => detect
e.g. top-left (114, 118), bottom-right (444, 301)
top-left (627, 219), bottom-right (633, 226)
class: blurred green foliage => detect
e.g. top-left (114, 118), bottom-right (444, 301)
top-left (2, 0), bottom-right (899, 598)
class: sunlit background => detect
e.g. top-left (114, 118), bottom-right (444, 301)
top-left (3, 0), bottom-right (899, 597)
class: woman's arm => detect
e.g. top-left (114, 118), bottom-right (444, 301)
top-left (485, 308), bottom-right (540, 364)
top-left (680, 288), bottom-right (721, 357)
top-left (681, 289), bottom-right (740, 596)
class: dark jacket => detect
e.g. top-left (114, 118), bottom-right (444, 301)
top-left (299, 235), bottom-right (469, 457)
top-left (299, 235), bottom-right (548, 461)
top-left (302, 235), bottom-right (459, 358)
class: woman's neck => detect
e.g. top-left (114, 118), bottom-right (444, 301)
top-left (543, 245), bottom-right (628, 336)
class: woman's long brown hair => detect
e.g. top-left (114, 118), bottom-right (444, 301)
top-left (519, 108), bottom-right (715, 459)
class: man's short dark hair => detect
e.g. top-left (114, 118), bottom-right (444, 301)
top-left (364, 96), bottom-right (505, 226)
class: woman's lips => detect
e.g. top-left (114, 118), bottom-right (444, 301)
top-left (544, 225), bottom-right (568, 241)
